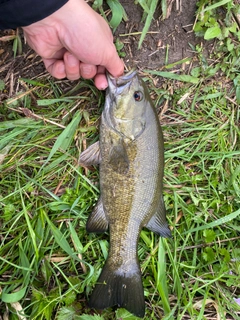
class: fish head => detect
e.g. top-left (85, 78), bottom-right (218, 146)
top-left (105, 69), bottom-right (148, 140)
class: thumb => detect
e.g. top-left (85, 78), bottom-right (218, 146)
top-left (103, 53), bottom-right (124, 78)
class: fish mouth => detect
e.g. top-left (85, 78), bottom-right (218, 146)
top-left (107, 69), bottom-right (137, 95)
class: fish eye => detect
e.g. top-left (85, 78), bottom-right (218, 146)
top-left (133, 91), bottom-right (143, 102)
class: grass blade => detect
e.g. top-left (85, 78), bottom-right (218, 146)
top-left (43, 211), bottom-right (74, 258)
top-left (106, 0), bottom-right (128, 31)
top-left (145, 70), bottom-right (200, 84)
top-left (157, 238), bottom-right (171, 315)
top-left (138, 0), bottom-right (158, 49)
top-left (161, 0), bottom-right (167, 19)
top-left (42, 111), bottom-right (81, 166)
top-left (202, 0), bottom-right (232, 12)
top-left (1, 286), bottom-right (27, 303)
top-left (185, 208), bottom-right (240, 234)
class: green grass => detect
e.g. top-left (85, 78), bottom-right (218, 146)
top-left (0, 1), bottom-right (240, 319)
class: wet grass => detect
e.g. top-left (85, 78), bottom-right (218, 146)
top-left (0, 0), bottom-right (240, 319)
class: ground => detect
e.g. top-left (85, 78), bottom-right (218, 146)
top-left (118, 0), bottom-right (200, 68)
top-left (0, 1), bottom-right (240, 320)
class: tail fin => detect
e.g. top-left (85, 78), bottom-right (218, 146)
top-left (88, 258), bottom-right (145, 318)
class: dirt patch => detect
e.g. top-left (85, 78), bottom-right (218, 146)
top-left (0, 28), bottom-right (46, 98)
top-left (117, 0), bottom-right (199, 69)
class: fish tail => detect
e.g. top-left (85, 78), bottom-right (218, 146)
top-left (88, 258), bottom-right (145, 318)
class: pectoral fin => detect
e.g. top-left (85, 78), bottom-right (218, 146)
top-left (79, 141), bottom-right (101, 166)
top-left (145, 197), bottom-right (171, 238)
top-left (108, 142), bottom-right (129, 174)
top-left (86, 197), bottom-right (108, 233)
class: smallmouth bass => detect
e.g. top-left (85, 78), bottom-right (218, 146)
top-left (80, 69), bottom-right (171, 318)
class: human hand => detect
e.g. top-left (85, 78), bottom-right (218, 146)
top-left (22, 0), bottom-right (124, 90)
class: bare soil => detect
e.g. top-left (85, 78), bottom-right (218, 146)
top-left (117, 0), bottom-right (200, 69)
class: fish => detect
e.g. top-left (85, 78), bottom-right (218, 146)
top-left (79, 69), bottom-right (171, 318)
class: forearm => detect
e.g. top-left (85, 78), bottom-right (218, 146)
top-left (0, 0), bottom-right (68, 29)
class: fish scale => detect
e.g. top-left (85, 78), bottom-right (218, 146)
top-left (79, 69), bottom-right (171, 317)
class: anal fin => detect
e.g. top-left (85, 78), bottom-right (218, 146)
top-left (145, 197), bottom-right (171, 238)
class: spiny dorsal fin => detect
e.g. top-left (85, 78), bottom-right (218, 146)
top-left (86, 197), bottom-right (108, 233)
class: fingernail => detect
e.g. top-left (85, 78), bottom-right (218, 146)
top-left (95, 74), bottom-right (108, 90)
top-left (97, 80), bottom-right (108, 90)
top-left (67, 54), bottom-right (77, 66)
top-left (57, 63), bottom-right (65, 75)
top-left (99, 83), bottom-right (108, 90)
top-left (81, 65), bottom-right (94, 77)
